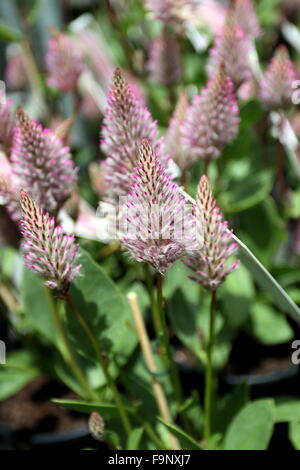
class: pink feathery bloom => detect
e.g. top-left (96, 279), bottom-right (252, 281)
top-left (181, 66), bottom-right (240, 164)
top-left (260, 45), bottom-right (298, 111)
top-left (101, 69), bottom-right (168, 201)
top-left (20, 190), bottom-right (81, 293)
top-left (206, 12), bottom-right (252, 90)
top-left (5, 52), bottom-right (28, 91)
top-left (183, 175), bottom-right (239, 290)
top-left (147, 35), bottom-right (181, 87)
top-left (46, 31), bottom-right (85, 93)
top-left (121, 139), bottom-right (194, 273)
top-left (231, 0), bottom-right (261, 39)
top-left (11, 109), bottom-right (77, 215)
top-left (166, 92), bottom-right (192, 170)
top-left (0, 93), bottom-right (15, 155)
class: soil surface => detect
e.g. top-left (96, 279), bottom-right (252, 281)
top-left (0, 377), bottom-right (86, 433)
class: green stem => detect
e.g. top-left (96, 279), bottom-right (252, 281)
top-left (43, 287), bottom-right (96, 400)
top-left (156, 272), bottom-right (183, 407)
top-left (204, 289), bottom-right (217, 442)
top-left (64, 293), bottom-right (132, 435)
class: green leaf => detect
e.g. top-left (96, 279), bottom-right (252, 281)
top-left (52, 398), bottom-right (134, 418)
top-left (223, 399), bottom-right (275, 450)
top-left (289, 422), bottom-right (300, 449)
top-left (126, 427), bottom-right (144, 450)
top-left (250, 302), bottom-right (294, 345)
top-left (217, 382), bottom-right (250, 435)
top-left (0, 350), bottom-right (40, 400)
top-left (220, 264), bottom-right (255, 329)
top-left (220, 171), bottom-right (273, 213)
top-left (158, 418), bottom-right (203, 450)
top-left (275, 397), bottom-right (300, 423)
top-left (66, 249), bottom-right (138, 373)
top-left (0, 21), bottom-right (22, 42)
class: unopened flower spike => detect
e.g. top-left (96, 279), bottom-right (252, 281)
top-left (181, 66), bottom-right (240, 164)
top-left (101, 69), bottom-right (168, 202)
top-left (147, 34), bottom-right (181, 87)
top-left (20, 190), bottom-right (81, 293)
top-left (206, 9), bottom-right (251, 89)
top-left (46, 29), bottom-right (85, 93)
top-left (121, 139), bottom-right (194, 273)
top-left (260, 45), bottom-right (298, 111)
top-left (12, 109), bottom-right (77, 215)
top-left (183, 175), bottom-right (239, 290)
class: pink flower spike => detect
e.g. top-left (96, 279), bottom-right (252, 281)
top-left (181, 66), bottom-right (240, 164)
top-left (46, 30), bottom-right (85, 93)
top-left (12, 109), bottom-right (77, 215)
top-left (183, 175), bottom-right (239, 290)
top-left (100, 69), bottom-right (168, 203)
top-left (20, 191), bottom-right (81, 293)
top-left (231, 0), bottom-right (261, 39)
top-left (121, 139), bottom-right (195, 273)
top-left (147, 34), bottom-right (181, 87)
top-left (260, 45), bottom-right (298, 111)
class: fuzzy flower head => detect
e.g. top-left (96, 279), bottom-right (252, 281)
top-left (260, 45), bottom-right (298, 111)
top-left (11, 109), bottom-right (77, 215)
top-left (183, 175), bottom-right (239, 290)
top-left (121, 139), bottom-right (195, 273)
top-left (147, 35), bottom-right (181, 87)
top-left (181, 66), bottom-right (240, 163)
top-left (5, 52), bottom-right (28, 91)
top-left (231, 0), bottom-right (261, 39)
top-left (206, 11), bottom-right (252, 89)
top-left (0, 93), bottom-right (15, 155)
top-left (46, 30), bottom-right (85, 93)
top-left (20, 191), bottom-right (81, 293)
top-left (166, 92), bottom-right (192, 170)
top-left (101, 69), bottom-right (168, 202)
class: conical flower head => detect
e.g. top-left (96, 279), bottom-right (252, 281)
top-left (260, 45), bottom-right (297, 111)
top-left (0, 93), bottom-right (15, 155)
top-left (101, 69), bottom-right (168, 202)
top-left (206, 11), bottom-right (251, 89)
top-left (147, 34), bottom-right (181, 87)
top-left (181, 66), bottom-right (240, 163)
top-left (11, 109), bottom-right (77, 215)
top-left (20, 190), bottom-right (81, 293)
top-left (166, 91), bottom-right (192, 170)
top-left (121, 139), bottom-right (194, 273)
top-left (232, 0), bottom-right (261, 39)
top-left (183, 175), bottom-right (239, 290)
top-left (46, 31), bottom-right (85, 93)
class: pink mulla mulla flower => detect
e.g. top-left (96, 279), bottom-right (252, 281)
top-left (0, 92), bottom-right (15, 156)
top-left (46, 31), bottom-right (85, 93)
top-left (260, 45), bottom-right (298, 111)
top-left (121, 139), bottom-right (195, 273)
top-left (147, 34), bottom-right (181, 87)
top-left (231, 0), bottom-right (261, 39)
top-left (181, 66), bottom-right (240, 164)
top-left (11, 109), bottom-right (77, 215)
top-left (183, 175), bottom-right (239, 290)
top-left (206, 11), bottom-right (252, 90)
top-left (166, 91), bottom-right (192, 170)
top-left (100, 68), bottom-right (168, 202)
top-left (20, 190), bottom-right (81, 293)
